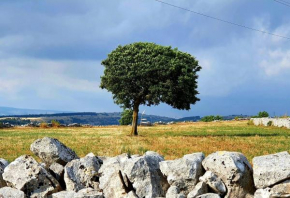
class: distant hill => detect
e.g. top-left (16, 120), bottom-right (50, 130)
top-left (0, 111), bottom-right (201, 126)
top-left (222, 114), bottom-right (251, 120)
top-left (0, 106), bottom-right (70, 116)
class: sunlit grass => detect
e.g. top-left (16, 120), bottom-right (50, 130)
top-left (0, 121), bottom-right (289, 162)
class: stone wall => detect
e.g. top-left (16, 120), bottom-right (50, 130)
top-left (0, 137), bottom-right (289, 198)
top-left (251, 118), bottom-right (290, 129)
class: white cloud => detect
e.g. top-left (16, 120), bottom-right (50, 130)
top-left (260, 49), bottom-right (290, 76)
top-left (0, 58), bottom-right (104, 98)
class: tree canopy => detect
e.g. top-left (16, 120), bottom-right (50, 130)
top-left (100, 42), bottom-right (201, 135)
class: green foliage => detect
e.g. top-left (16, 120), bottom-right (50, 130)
top-left (201, 115), bottom-right (223, 122)
top-left (0, 122), bottom-right (3, 128)
top-left (100, 42), bottom-right (201, 110)
top-left (119, 109), bottom-right (133, 125)
top-left (252, 111), bottom-right (269, 118)
top-left (258, 111), bottom-right (269, 118)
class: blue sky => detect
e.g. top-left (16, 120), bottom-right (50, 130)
top-left (0, 0), bottom-right (289, 117)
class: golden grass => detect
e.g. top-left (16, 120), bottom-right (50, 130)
top-left (0, 121), bottom-right (289, 162)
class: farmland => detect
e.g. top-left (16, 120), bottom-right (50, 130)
top-left (0, 120), bottom-right (289, 162)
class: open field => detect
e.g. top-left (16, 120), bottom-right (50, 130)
top-left (0, 120), bottom-right (289, 162)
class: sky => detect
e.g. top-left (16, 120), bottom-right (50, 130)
top-left (0, 0), bottom-right (289, 118)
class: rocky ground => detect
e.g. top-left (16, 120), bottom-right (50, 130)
top-left (0, 137), bottom-right (289, 198)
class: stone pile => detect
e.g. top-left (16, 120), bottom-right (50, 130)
top-left (0, 137), bottom-right (289, 198)
top-left (252, 118), bottom-right (290, 129)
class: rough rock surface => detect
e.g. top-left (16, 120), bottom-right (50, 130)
top-left (2, 155), bottom-right (61, 197)
top-left (253, 151), bottom-right (290, 188)
top-left (30, 137), bottom-right (79, 166)
top-left (123, 191), bottom-right (139, 198)
top-left (0, 158), bottom-right (9, 187)
top-left (99, 152), bottom-right (168, 198)
top-left (187, 182), bottom-right (208, 198)
top-left (165, 186), bottom-right (186, 198)
top-left (0, 187), bottom-right (25, 198)
top-left (64, 153), bottom-right (101, 192)
top-left (75, 188), bottom-right (103, 198)
top-left (202, 151), bottom-right (255, 197)
top-left (199, 171), bottom-right (226, 195)
top-left (52, 188), bottom-right (103, 198)
top-left (159, 153), bottom-right (205, 195)
top-left (254, 180), bottom-right (290, 198)
top-left (196, 193), bottom-right (221, 198)
top-left (52, 191), bottom-right (78, 198)
top-left (121, 151), bottom-right (169, 198)
top-left (98, 153), bottom-right (130, 198)
top-left (50, 162), bottom-right (65, 189)
top-left (253, 188), bottom-right (271, 198)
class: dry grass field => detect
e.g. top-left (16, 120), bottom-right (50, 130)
top-left (0, 120), bottom-right (289, 162)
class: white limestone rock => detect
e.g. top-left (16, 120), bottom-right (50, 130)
top-left (196, 193), bottom-right (221, 198)
top-left (99, 151), bottom-right (169, 198)
top-left (98, 154), bottom-right (131, 198)
top-left (253, 151), bottom-right (290, 188)
top-left (30, 137), bottom-right (79, 166)
top-left (187, 182), bottom-right (208, 198)
top-left (199, 171), bottom-right (226, 195)
top-left (3, 155), bottom-right (61, 197)
top-left (202, 151), bottom-right (255, 197)
top-left (120, 151), bottom-right (169, 198)
top-left (159, 153), bottom-right (205, 195)
top-left (64, 153), bottom-right (101, 192)
top-left (0, 187), bottom-right (25, 198)
top-left (165, 186), bottom-right (186, 198)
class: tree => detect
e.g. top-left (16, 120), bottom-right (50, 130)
top-left (100, 42), bottom-right (201, 135)
top-left (119, 109), bottom-right (133, 125)
top-left (200, 115), bottom-right (223, 122)
top-left (258, 111), bottom-right (269, 118)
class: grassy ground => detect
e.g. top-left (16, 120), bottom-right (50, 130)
top-left (0, 120), bottom-right (289, 162)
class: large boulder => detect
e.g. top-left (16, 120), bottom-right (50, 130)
top-left (121, 151), bottom-right (169, 197)
top-left (99, 151), bottom-right (169, 198)
top-left (2, 155), bottom-right (61, 197)
top-left (202, 151), bottom-right (255, 198)
top-left (0, 187), bottom-right (25, 198)
top-left (0, 158), bottom-right (9, 187)
top-left (30, 137), bottom-right (79, 166)
top-left (99, 154), bottom-right (131, 198)
top-left (64, 153), bottom-right (101, 192)
top-left (159, 153), bottom-right (204, 195)
top-left (253, 151), bottom-right (290, 188)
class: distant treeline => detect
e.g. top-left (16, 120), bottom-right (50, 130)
top-left (0, 112), bottom-right (201, 126)
top-left (0, 112), bottom-right (120, 118)
top-left (0, 118), bottom-right (31, 125)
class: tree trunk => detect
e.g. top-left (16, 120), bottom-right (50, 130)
top-left (131, 102), bottom-right (139, 136)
